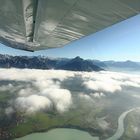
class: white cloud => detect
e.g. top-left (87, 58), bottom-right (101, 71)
top-left (1, 68), bottom-right (140, 114)
top-left (0, 69), bottom-right (74, 113)
top-left (15, 95), bottom-right (52, 114)
top-left (41, 88), bottom-right (72, 113)
top-left (0, 69), bottom-right (74, 82)
top-left (79, 93), bottom-right (91, 100)
top-left (83, 71), bottom-right (140, 93)
top-left (5, 107), bottom-right (14, 115)
top-left (18, 88), bottom-right (35, 97)
top-left (0, 84), bottom-right (13, 91)
top-left (90, 92), bottom-right (105, 98)
top-left (83, 80), bottom-right (122, 93)
top-left (34, 79), bottom-right (60, 91)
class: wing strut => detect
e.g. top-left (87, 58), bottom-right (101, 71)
top-left (22, 0), bottom-right (38, 42)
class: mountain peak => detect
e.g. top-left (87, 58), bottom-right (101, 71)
top-left (73, 56), bottom-right (83, 61)
top-left (57, 56), bottom-right (103, 72)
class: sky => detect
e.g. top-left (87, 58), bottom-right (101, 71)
top-left (0, 14), bottom-right (140, 61)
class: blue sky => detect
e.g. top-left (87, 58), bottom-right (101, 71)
top-left (0, 14), bottom-right (140, 61)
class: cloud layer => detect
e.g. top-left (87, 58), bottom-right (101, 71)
top-left (0, 68), bottom-right (140, 115)
top-left (82, 71), bottom-right (140, 93)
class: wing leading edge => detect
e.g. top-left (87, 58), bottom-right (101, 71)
top-left (0, 0), bottom-right (140, 51)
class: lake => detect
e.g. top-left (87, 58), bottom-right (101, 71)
top-left (15, 128), bottom-right (99, 140)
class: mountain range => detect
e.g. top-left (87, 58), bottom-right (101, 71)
top-left (0, 54), bottom-right (103, 72)
top-left (0, 54), bottom-right (140, 72)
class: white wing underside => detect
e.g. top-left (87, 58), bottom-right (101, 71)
top-left (0, 0), bottom-right (140, 51)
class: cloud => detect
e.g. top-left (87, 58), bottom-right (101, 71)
top-left (41, 88), bottom-right (72, 113)
top-left (0, 69), bottom-right (74, 114)
top-left (82, 71), bottom-right (140, 93)
top-left (16, 84), bottom-right (72, 114)
top-left (15, 95), bottom-right (52, 114)
top-left (0, 69), bottom-right (74, 82)
top-left (18, 88), bottom-right (36, 97)
top-left (0, 68), bottom-right (140, 115)
top-left (79, 93), bottom-right (91, 100)
top-left (0, 84), bottom-right (14, 91)
top-left (5, 107), bottom-right (14, 115)
top-left (83, 80), bottom-right (122, 93)
top-left (90, 92), bottom-right (105, 98)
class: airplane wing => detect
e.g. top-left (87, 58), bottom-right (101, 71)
top-left (0, 0), bottom-right (140, 51)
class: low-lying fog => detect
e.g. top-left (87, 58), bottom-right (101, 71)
top-left (0, 68), bottom-right (140, 116)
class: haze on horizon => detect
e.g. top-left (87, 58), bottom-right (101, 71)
top-left (0, 14), bottom-right (140, 62)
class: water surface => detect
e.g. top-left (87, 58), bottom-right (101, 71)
top-left (15, 128), bottom-right (99, 140)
